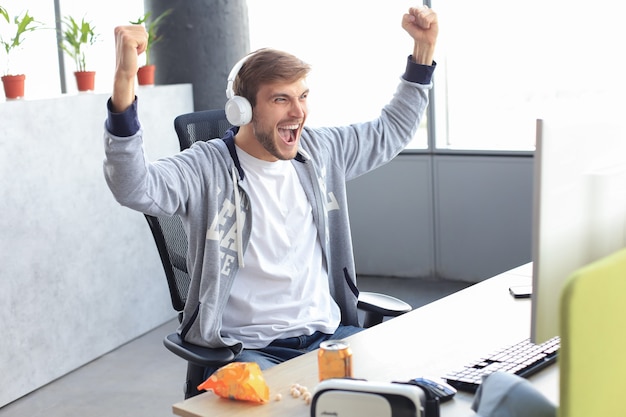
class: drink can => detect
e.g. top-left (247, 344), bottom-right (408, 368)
top-left (318, 340), bottom-right (353, 381)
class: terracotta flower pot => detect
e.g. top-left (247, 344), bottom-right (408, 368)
top-left (2, 74), bottom-right (26, 100)
top-left (74, 71), bottom-right (96, 92)
top-left (137, 65), bottom-right (156, 86)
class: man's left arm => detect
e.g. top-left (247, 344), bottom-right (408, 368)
top-left (402, 6), bottom-right (438, 66)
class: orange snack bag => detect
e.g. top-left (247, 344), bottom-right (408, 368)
top-left (197, 362), bottom-right (270, 403)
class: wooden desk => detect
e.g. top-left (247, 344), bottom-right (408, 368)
top-left (173, 263), bottom-right (558, 416)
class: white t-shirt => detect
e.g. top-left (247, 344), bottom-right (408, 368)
top-left (220, 146), bottom-right (341, 348)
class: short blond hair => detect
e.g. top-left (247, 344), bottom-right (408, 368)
top-left (232, 48), bottom-right (311, 107)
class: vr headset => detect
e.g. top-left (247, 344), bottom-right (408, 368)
top-left (310, 379), bottom-right (441, 417)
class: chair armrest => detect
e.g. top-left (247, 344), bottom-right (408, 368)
top-left (163, 333), bottom-right (237, 367)
top-left (357, 291), bottom-right (412, 328)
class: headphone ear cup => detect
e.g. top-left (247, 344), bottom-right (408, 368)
top-left (225, 95), bottom-right (252, 126)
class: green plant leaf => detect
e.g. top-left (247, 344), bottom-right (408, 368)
top-left (0, 9), bottom-right (44, 73)
top-left (60, 15), bottom-right (99, 72)
top-left (0, 6), bottom-right (9, 23)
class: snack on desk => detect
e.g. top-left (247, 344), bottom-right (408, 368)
top-left (197, 362), bottom-right (270, 403)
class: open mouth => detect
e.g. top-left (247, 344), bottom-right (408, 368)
top-left (278, 124), bottom-right (300, 145)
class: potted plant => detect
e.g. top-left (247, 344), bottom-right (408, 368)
top-left (0, 8), bottom-right (43, 99)
top-left (129, 8), bottom-right (172, 86)
top-left (60, 15), bottom-right (98, 92)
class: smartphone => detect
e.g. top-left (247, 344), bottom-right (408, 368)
top-left (509, 285), bottom-right (532, 298)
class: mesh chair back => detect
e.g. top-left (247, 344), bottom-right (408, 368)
top-left (145, 109), bottom-right (233, 317)
top-left (174, 109), bottom-right (233, 150)
top-left (145, 214), bottom-right (189, 314)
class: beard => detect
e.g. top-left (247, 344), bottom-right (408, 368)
top-left (251, 117), bottom-right (298, 161)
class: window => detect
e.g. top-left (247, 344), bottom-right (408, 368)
top-left (249, 0), bottom-right (626, 152)
top-left (1, 0), bottom-right (144, 99)
top-left (433, 0), bottom-right (625, 151)
top-left (247, 0), bottom-right (429, 149)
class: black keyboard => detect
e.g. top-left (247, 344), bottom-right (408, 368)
top-left (443, 336), bottom-right (560, 392)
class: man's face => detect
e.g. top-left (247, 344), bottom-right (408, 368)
top-left (250, 78), bottom-right (309, 161)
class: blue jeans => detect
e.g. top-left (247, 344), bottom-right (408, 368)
top-left (203, 325), bottom-right (363, 379)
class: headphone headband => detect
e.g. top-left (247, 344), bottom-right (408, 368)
top-left (225, 53), bottom-right (254, 100)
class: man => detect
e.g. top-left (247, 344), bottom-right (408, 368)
top-left (103, 5), bottom-right (438, 376)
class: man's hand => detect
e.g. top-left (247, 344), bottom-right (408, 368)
top-left (402, 6), bottom-right (438, 65)
top-left (111, 25), bottom-right (148, 112)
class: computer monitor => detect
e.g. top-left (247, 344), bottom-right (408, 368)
top-left (531, 99), bottom-right (626, 344)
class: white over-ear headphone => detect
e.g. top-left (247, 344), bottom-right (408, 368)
top-left (225, 53), bottom-right (254, 126)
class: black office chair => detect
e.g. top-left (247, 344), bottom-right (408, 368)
top-left (173, 109), bottom-right (233, 150)
top-left (144, 109), bottom-right (412, 399)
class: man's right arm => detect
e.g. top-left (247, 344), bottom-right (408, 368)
top-left (104, 25), bottom-right (193, 217)
top-left (110, 25), bottom-right (147, 113)
top-left (105, 25), bottom-right (147, 137)
top-left (103, 25), bottom-right (152, 210)
top-left (103, 97), bottom-right (149, 211)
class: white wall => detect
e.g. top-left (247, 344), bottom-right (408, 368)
top-left (0, 84), bottom-right (193, 407)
